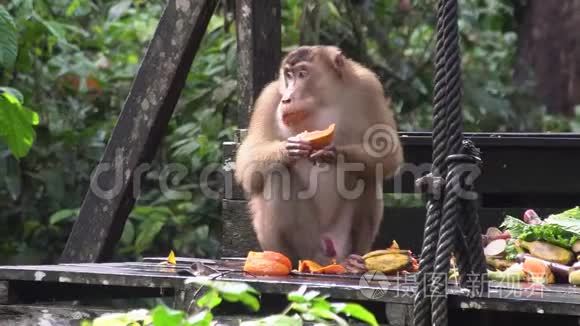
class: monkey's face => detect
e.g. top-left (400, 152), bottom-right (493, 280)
top-left (279, 62), bottom-right (315, 125)
top-left (278, 57), bottom-right (339, 127)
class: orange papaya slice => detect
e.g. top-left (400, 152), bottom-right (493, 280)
top-left (298, 123), bottom-right (336, 149)
top-left (243, 251), bottom-right (292, 276)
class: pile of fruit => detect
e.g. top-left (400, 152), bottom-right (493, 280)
top-left (243, 241), bottom-right (419, 277)
top-left (482, 207), bottom-right (580, 285)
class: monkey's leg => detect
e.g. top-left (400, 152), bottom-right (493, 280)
top-left (350, 185), bottom-right (384, 255)
top-left (319, 202), bottom-right (355, 263)
top-left (280, 196), bottom-right (324, 264)
top-left (249, 196), bottom-right (294, 256)
top-left (249, 190), bottom-right (322, 264)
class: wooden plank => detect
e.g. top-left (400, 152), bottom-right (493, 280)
top-left (3, 262), bottom-right (580, 320)
top-left (235, 0), bottom-right (281, 129)
top-left (60, 0), bottom-right (219, 263)
top-left (220, 199), bottom-right (564, 255)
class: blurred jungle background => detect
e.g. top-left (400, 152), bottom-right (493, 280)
top-left (1, 0), bottom-right (579, 264)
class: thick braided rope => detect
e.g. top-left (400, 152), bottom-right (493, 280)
top-left (430, 1), bottom-right (472, 324)
top-left (459, 141), bottom-right (488, 292)
top-left (431, 159), bottom-right (464, 326)
top-left (412, 0), bottom-right (452, 324)
top-left (415, 0), bottom-right (471, 325)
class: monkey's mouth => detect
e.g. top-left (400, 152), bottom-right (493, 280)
top-left (282, 109), bottom-right (308, 125)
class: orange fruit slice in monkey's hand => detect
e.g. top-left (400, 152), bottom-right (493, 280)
top-left (243, 251), bottom-right (292, 276)
top-left (297, 123), bottom-right (336, 150)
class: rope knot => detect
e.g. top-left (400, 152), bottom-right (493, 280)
top-left (415, 173), bottom-right (445, 198)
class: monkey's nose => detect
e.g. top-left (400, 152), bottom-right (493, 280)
top-left (282, 98), bottom-right (291, 104)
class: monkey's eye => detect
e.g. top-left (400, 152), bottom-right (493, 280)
top-left (285, 71), bottom-right (293, 80)
top-left (297, 70), bottom-right (308, 79)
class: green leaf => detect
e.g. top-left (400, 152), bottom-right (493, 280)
top-left (331, 303), bottom-right (379, 326)
top-left (108, 0), bottom-right (132, 21)
top-left (0, 91), bottom-right (39, 158)
top-left (0, 87), bottom-right (23, 103)
top-left (547, 207), bottom-right (580, 220)
top-left (303, 290), bottom-right (321, 302)
top-left (151, 305), bottom-right (186, 326)
top-left (186, 280), bottom-right (260, 312)
top-left (134, 218), bottom-right (165, 254)
top-left (0, 5), bottom-right (17, 68)
top-left (196, 289), bottom-right (222, 310)
top-left (92, 313), bottom-right (133, 326)
top-left (66, 0), bottom-right (82, 16)
top-left (240, 315), bottom-right (303, 326)
top-left (311, 298), bottom-right (331, 311)
top-left (308, 307), bottom-right (347, 325)
top-left (92, 309), bottom-right (151, 326)
top-left (186, 310), bottom-right (213, 326)
top-left (287, 285), bottom-right (308, 303)
top-left (187, 279), bottom-right (259, 296)
top-left (49, 208), bottom-right (79, 224)
top-left (221, 292), bottom-right (260, 312)
top-left (120, 219), bottom-right (135, 245)
top-left (31, 12), bottom-right (87, 49)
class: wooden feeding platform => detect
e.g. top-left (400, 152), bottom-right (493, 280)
top-left (2, 257), bottom-right (580, 325)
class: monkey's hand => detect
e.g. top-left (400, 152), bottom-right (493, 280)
top-left (285, 136), bottom-right (313, 162)
top-left (309, 144), bottom-right (337, 164)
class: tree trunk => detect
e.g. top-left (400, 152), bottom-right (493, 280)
top-left (514, 0), bottom-right (580, 117)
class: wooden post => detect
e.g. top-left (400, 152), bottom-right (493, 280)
top-left (219, 0), bottom-right (281, 257)
top-left (60, 0), bottom-right (219, 263)
top-left (235, 0), bottom-right (281, 129)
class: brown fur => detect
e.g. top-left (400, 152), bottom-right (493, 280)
top-left (234, 45), bottom-right (404, 265)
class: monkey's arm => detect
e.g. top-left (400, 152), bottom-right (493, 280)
top-left (234, 81), bottom-right (293, 194)
top-left (234, 140), bottom-right (290, 194)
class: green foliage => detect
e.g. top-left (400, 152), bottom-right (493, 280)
top-left (85, 281), bottom-right (378, 326)
top-left (0, 88), bottom-right (39, 158)
top-left (278, 285), bottom-right (379, 326)
top-left (0, 5), bottom-right (18, 68)
top-left (0, 0), bottom-right (235, 263)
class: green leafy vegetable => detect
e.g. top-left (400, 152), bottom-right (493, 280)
top-left (500, 210), bottom-right (580, 251)
top-left (504, 239), bottom-right (520, 260)
top-left (548, 206), bottom-right (580, 220)
top-left (545, 207), bottom-right (580, 235)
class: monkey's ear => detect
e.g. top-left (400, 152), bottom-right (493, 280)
top-left (332, 52), bottom-right (346, 78)
top-left (334, 52), bottom-right (345, 69)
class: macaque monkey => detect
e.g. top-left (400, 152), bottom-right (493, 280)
top-left (235, 45), bottom-right (403, 265)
